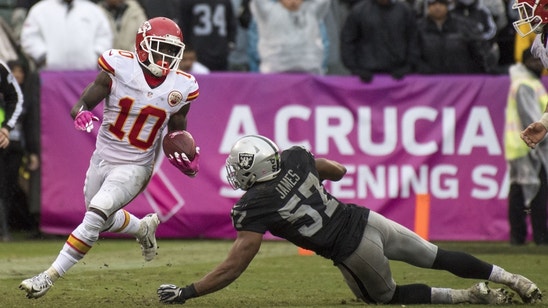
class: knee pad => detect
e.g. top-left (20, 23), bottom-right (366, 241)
top-left (78, 211), bottom-right (106, 243)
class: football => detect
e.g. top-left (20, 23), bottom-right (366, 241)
top-left (162, 130), bottom-right (197, 160)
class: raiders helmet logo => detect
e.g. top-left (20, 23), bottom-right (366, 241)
top-left (168, 91), bottom-right (183, 106)
top-left (238, 153), bottom-right (254, 170)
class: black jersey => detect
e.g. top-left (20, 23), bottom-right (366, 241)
top-left (179, 0), bottom-right (237, 71)
top-left (231, 146), bottom-right (370, 263)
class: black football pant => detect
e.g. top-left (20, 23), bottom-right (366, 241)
top-left (508, 165), bottom-right (548, 245)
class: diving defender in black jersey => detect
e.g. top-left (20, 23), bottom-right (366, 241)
top-left (158, 135), bottom-right (542, 305)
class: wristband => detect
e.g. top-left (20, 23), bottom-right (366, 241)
top-left (540, 113), bottom-right (548, 130)
top-left (180, 284), bottom-right (198, 300)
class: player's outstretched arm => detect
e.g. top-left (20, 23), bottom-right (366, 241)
top-left (157, 231), bottom-right (263, 304)
top-left (316, 158), bottom-right (347, 182)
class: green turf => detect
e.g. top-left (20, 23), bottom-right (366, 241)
top-left (1, 236), bottom-right (547, 307)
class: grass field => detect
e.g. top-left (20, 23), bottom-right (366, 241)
top-left (1, 236), bottom-right (547, 307)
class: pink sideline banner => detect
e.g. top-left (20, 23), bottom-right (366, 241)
top-left (41, 71), bottom-right (514, 241)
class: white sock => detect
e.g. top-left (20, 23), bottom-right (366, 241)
top-left (103, 210), bottom-right (140, 235)
top-left (50, 211), bottom-right (105, 277)
top-left (489, 265), bottom-right (514, 285)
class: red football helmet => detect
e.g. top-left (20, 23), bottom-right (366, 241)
top-left (513, 0), bottom-right (548, 37)
top-left (135, 17), bottom-right (185, 77)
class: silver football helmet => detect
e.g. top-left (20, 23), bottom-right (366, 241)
top-left (225, 135), bottom-right (281, 190)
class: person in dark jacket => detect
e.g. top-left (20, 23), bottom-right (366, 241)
top-left (179, 0), bottom-right (237, 71)
top-left (0, 59), bottom-right (24, 241)
top-left (340, 0), bottom-right (418, 83)
top-left (416, 0), bottom-right (491, 74)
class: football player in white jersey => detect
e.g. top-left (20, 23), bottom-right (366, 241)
top-left (513, 0), bottom-right (548, 146)
top-left (19, 17), bottom-right (200, 299)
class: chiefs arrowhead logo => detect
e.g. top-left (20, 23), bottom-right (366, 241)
top-left (168, 91), bottom-right (183, 106)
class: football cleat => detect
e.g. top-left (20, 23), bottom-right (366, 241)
top-left (509, 274), bottom-right (542, 304)
top-left (19, 272), bottom-right (53, 299)
top-left (136, 213), bottom-right (160, 261)
top-left (468, 282), bottom-right (511, 304)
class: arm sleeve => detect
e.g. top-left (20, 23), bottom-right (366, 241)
top-left (516, 84), bottom-right (543, 130)
top-left (0, 61), bottom-right (24, 131)
top-left (249, 0), bottom-right (272, 20)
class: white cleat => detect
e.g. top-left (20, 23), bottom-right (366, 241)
top-left (509, 274), bottom-right (542, 304)
top-left (136, 213), bottom-right (160, 261)
top-left (468, 282), bottom-right (511, 304)
top-left (19, 272), bottom-right (53, 299)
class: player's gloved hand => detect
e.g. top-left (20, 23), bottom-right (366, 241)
top-left (157, 284), bottom-right (186, 304)
top-left (158, 284), bottom-right (198, 304)
top-left (74, 110), bottom-right (99, 133)
top-left (167, 147), bottom-right (200, 177)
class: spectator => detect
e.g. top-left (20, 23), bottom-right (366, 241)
top-left (452, 0), bottom-right (497, 41)
top-left (20, 0), bottom-right (113, 70)
top-left (323, 0), bottom-right (352, 75)
top-left (0, 59), bottom-right (24, 242)
top-left (490, 0), bottom-right (516, 69)
top-left (7, 59), bottom-right (40, 237)
top-left (483, 0), bottom-right (507, 35)
top-left (98, 0), bottom-right (147, 52)
top-left (10, 0), bottom-right (40, 43)
top-left (179, 44), bottom-right (211, 74)
top-left (250, 0), bottom-right (330, 74)
top-left (237, 0), bottom-right (260, 71)
top-left (179, 0), bottom-right (237, 71)
top-left (340, 0), bottom-right (419, 83)
top-left (451, 0), bottom-right (499, 72)
top-left (137, 0), bottom-right (180, 22)
top-left (504, 48), bottom-right (548, 246)
top-left (416, 0), bottom-right (491, 74)
top-left (228, 0), bottom-right (250, 71)
top-left (0, 16), bottom-right (22, 63)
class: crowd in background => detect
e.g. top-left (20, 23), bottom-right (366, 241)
top-left (0, 0), bottom-right (536, 241)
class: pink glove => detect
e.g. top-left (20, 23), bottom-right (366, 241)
top-left (167, 147), bottom-right (200, 177)
top-left (74, 110), bottom-right (99, 133)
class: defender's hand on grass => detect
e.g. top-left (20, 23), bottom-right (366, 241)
top-left (157, 284), bottom-right (186, 304)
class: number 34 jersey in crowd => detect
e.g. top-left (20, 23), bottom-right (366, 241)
top-left (231, 146), bottom-right (370, 263)
top-left (94, 49), bottom-right (199, 165)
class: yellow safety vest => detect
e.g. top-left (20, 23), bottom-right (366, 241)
top-left (505, 77), bottom-right (548, 160)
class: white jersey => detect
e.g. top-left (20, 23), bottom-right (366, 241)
top-left (532, 34), bottom-right (548, 68)
top-left (94, 49), bottom-right (199, 165)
